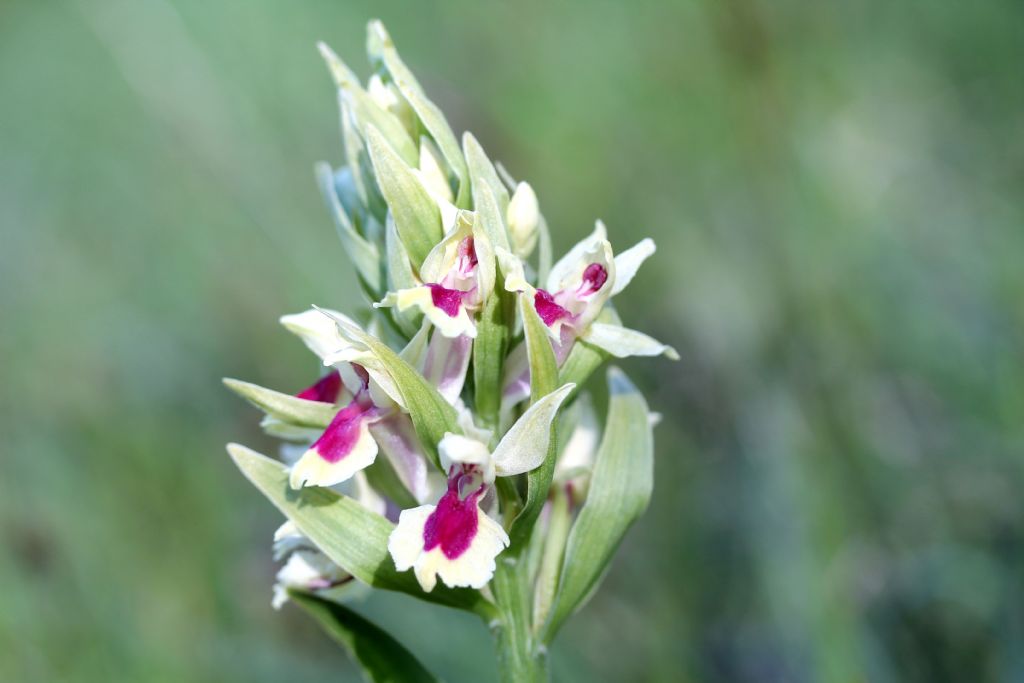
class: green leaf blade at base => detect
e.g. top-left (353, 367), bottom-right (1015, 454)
top-left (289, 591), bottom-right (439, 683)
top-left (541, 367), bottom-right (654, 642)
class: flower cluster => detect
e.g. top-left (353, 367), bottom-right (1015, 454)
top-left (226, 20), bottom-right (674, 677)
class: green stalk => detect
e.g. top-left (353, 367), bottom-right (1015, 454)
top-left (491, 556), bottom-right (549, 682)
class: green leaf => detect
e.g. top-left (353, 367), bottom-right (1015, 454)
top-left (227, 444), bottom-right (492, 615)
top-left (472, 288), bottom-right (512, 430)
top-left (541, 367), bottom-right (654, 641)
top-left (366, 125), bottom-right (442, 269)
top-left (289, 591), bottom-right (440, 683)
top-left (507, 293), bottom-right (560, 551)
top-left (223, 378), bottom-right (335, 429)
top-left (315, 162), bottom-right (382, 294)
top-left (335, 320), bottom-right (460, 471)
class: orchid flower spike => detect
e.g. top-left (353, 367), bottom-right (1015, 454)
top-left (388, 384), bottom-right (574, 591)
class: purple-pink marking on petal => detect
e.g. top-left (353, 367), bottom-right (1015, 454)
top-left (296, 370), bottom-right (342, 403)
top-left (311, 399), bottom-right (373, 463)
top-left (534, 289), bottom-right (571, 327)
top-left (580, 263), bottom-right (608, 295)
top-left (456, 236), bottom-right (478, 275)
top-left (422, 481), bottom-right (483, 560)
top-left (426, 284), bottom-right (463, 318)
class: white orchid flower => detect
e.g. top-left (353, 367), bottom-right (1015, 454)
top-left (375, 212), bottom-right (495, 339)
top-left (387, 384), bottom-right (574, 592)
top-left (278, 309), bottom-right (433, 500)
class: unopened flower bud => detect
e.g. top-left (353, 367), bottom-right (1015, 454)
top-left (507, 181), bottom-right (539, 258)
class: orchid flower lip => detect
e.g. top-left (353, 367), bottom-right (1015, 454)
top-left (534, 289), bottom-right (571, 327)
top-left (295, 369), bottom-right (342, 403)
top-left (426, 283), bottom-right (464, 318)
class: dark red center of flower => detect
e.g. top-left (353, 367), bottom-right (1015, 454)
top-left (312, 399), bottom-right (373, 463)
top-left (352, 363), bottom-right (370, 389)
top-left (457, 236), bottom-right (478, 273)
top-left (534, 289), bottom-right (571, 326)
top-left (580, 263), bottom-right (608, 295)
top-left (296, 370), bottom-right (342, 403)
top-left (422, 486), bottom-right (482, 560)
top-left (427, 283), bottom-right (463, 318)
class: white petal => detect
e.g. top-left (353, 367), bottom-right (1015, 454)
top-left (471, 222), bottom-right (496, 304)
top-left (288, 418), bottom-right (378, 489)
top-left (388, 503), bottom-right (509, 592)
top-left (419, 211), bottom-right (474, 284)
top-left (546, 220), bottom-right (607, 292)
top-left (581, 322), bottom-right (679, 360)
top-left (280, 308), bottom-right (357, 361)
top-left (369, 415), bottom-right (432, 503)
top-left (439, 432), bottom-right (494, 481)
top-left (416, 137), bottom-right (453, 203)
top-left (495, 246), bottom-right (533, 294)
top-left (428, 510), bottom-right (509, 590)
top-left (422, 332), bottom-right (473, 403)
top-left (611, 238), bottom-right (656, 297)
top-left (388, 505), bottom-right (434, 573)
top-left (375, 287), bottom-right (476, 339)
top-left (492, 383), bottom-right (575, 477)
top-left (317, 309), bottom-right (408, 408)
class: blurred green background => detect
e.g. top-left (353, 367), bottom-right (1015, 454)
top-left (3, 0), bottom-right (1023, 681)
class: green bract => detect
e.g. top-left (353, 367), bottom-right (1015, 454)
top-left (224, 20), bottom-right (674, 683)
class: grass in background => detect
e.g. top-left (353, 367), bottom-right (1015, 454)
top-left (2, 1), bottom-right (1022, 681)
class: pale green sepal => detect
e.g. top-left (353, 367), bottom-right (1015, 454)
top-left (385, 214), bottom-right (423, 336)
top-left (399, 320), bottom-right (431, 369)
top-left (492, 383), bottom-right (573, 477)
top-left (223, 378), bottom-right (335, 429)
top-left (289, 591), bottom-right (440, 683)
top-left (581, 322), bottom-right (679, 360)
top-left (340, 101), bottom-right (377, 214)
top-left (260, 415), bottom-right (322, 442)
top-left (557, 340), bottom-right (608, 397)
top-left (463, 132), bottom-right (510, 214)
top-left (228, 444), bottom-right (491, 615)
top-left (315, 162), bottom-right (382, 293)
top-left (542, 367), bottom-right (654, 641)
top-left (611, 238), bottom-right (656, 296)
top-left (474, 182), bottom-right (511, 253)
top-left (365, 125), bottom-right (442, 269)
top-left (318, 42), bottom-right (418, 167)
top-left (367, 22), bottom-right (468, 199)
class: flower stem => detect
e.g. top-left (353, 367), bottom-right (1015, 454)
top-left (491, 556), bottom-right (549, 682)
